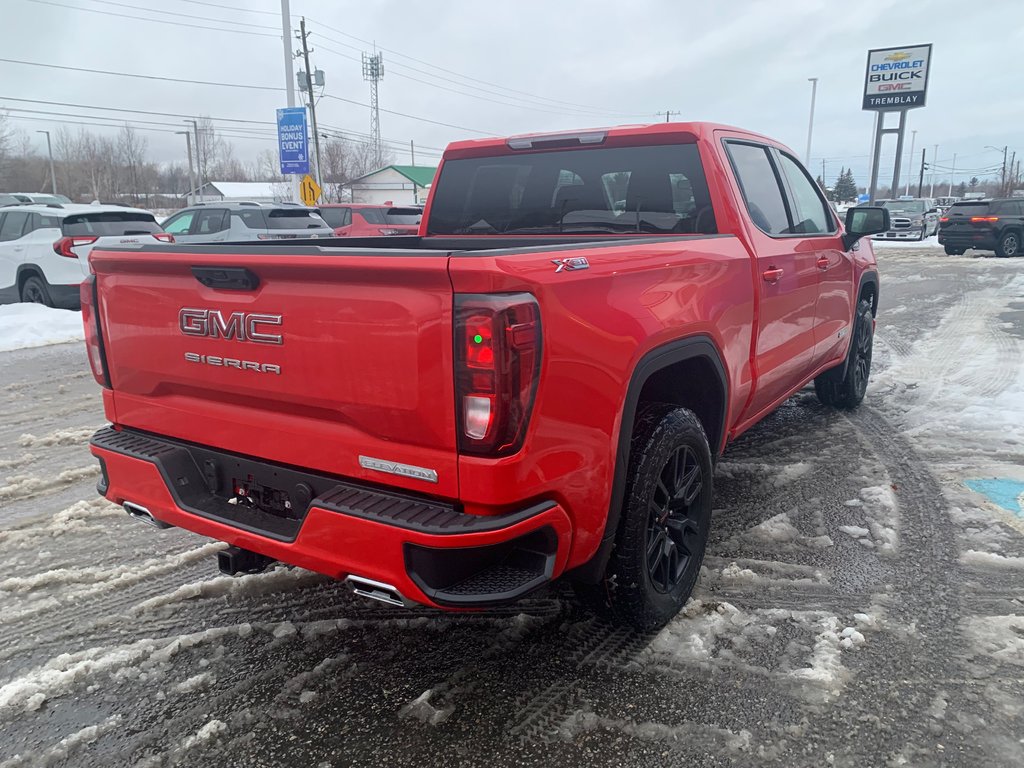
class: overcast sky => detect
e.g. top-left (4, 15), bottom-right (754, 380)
top-left (3, 0), bottom-right (1023, 190)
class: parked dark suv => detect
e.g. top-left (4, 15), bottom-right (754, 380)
top-left (938, 198), bottom-right (1024, 257)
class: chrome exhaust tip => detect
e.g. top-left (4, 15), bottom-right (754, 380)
top-left (123, 501), bottom-right (172, 529)
top-left (344, 575), bottom-right (410, 609)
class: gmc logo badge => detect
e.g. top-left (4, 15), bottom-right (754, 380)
top-left (179, 308), bottom-right (283, 345)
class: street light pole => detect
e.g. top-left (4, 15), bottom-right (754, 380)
top-left (175, 131), bottom-right (196, 206)
top-left (280, 0), bottom-right (300, 203)
top-left (36, 130), bottom-right (57, 196)
top-left (947, 153), bottom-right (957, 197)
top-left (804, 77), bottom-right (818, 165)
top-left (929, 144), bottom-right (938, 197)
top-left (904, 129), bottom-right (917, 196)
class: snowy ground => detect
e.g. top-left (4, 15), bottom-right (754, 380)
top-left (1, 249), bottom-right (1023, 766)
top-left (0, 304), bottom-right (83, 353)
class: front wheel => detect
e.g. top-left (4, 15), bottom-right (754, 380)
top-left (943, 246), bottom-right (965, 256)
top-left (995, 231), bottom-right (1020, 258)
top-left (578, 404), bottom-right (713, 630)
top-left (814, 297), bottom-right (874, 409)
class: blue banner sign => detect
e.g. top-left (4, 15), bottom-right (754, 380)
top-left (277, 107), bottom-right (309, 175)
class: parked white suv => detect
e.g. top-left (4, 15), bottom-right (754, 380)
top-left (0, 204), bottom-right (172, 309)
top-left (160, 202), bottom-right (334, 243)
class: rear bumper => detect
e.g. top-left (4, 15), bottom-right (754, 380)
top-left (937, 231), bottom-right (997, 249)
top-left (90, 427), bottom-right (572, 608)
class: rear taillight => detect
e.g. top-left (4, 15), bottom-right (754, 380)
top-left (152, 232), bottom-right (175, 243)
top-left (454, 294), bottom-right (541, 456)
top-left (939, 217), bottom-right (949, 223)
top-left (53, 236), bottom-right (98, 258)
top-left (970, 216), bottom-right (1000, 223)
top-left (80, 276), bottom-right (110, 388)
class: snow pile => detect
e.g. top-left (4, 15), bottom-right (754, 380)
top-left (840, 486), bottom-right (898, 554)
top-left (555, 711), bottom-right (752, 752)
top-left (132, 565), bottom-right (325, 613)
top-left (961, 550), bottom-right (1024, 569)
top-left (0, 304), bottom-right (83, 353)
top-left (730, 511), bottom-right (833, 551)
top-left (0, 715), bottom-right (123, 768)
top-left (962, 615), bottom-right (1024, 667)
top-left (179, 719), bottom-right (228, 752)
top-left (17, 427), bottom-right (98, 449)
top-left (870, 235), bottom-right (943, 250)
top-left (399, 689), bottom-right (455, 725)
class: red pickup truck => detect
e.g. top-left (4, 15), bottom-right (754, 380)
top-left (84, 123), bottom-right (888, 629)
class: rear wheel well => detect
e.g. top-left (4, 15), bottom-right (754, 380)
top-left (859, 278), bottom-right (878, 316)
top-left (16, 266), bottom-right (45, 291)
top-left (636, 356), bottom-right (725, 457)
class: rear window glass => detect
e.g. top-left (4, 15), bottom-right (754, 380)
top-left (62, 212), bottom-right (161, 236)
top-left (427, 143), bottom-right (717, 236)
top-left (386, 207), bottom-right (422, 225)
top-left (946, 203), bottom-right (990, 217)
top-left (356, 208), bottom-right (387, 224)
top-left (318, 208), bottom-right (346, 228)
top-left (265, 209), bottom-right (329, 229)
top-left (232, 209), bottom-right (267, 229)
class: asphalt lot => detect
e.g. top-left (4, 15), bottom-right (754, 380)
top-left (1, 249), bottom-right (1022, 767)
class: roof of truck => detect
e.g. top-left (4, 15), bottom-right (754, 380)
top-left (443, 122), bottom-right (772, 156)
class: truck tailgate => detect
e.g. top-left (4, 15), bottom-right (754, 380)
top-left (90, 247), bottom-right (459, 498)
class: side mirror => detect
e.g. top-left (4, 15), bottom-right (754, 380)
top-left (843, 206), bottom-right (890, 250)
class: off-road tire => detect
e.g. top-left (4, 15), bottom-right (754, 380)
top-left (814, 297), bottom-right (873, 409)
top-left (576, 404), bottom-right (713, 631)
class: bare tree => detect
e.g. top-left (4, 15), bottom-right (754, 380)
top-left (318, 135), bottom-right (392, 201)
top-left (118, 123), bottom-right (148, 203)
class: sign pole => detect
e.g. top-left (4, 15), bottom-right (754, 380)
top-left (890, 110), bottom-right (907, 197)
top-left (868, 114), bottom-right (884, 204)
top-left (280, 0), bottom-right (300, 203)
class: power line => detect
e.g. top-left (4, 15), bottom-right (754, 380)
top-left (0, 57), bottom-right (284, 91)
top-left (22, 0), bottom-right (280, 37)
top-left (65, 0), bottom-right (280, 30)
top-left (302, 15), bottom-right (635, 116)
top-left (175, 0), bottom-right (280, 14)
top-left (321, 94), bottom-right (494, 135)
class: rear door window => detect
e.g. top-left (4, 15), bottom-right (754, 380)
top-left (31, 213), bottom-right (61, 232)
top-left (265, 209), bottom-right (329, 229)
top-left (62, 212), bottom-right (161, 236)
top-left (992, 201), bottom-right (1023, 216)
top-left (725, 142), bottom-right (790, 235)
top-left (194, 209), bottom-right (227, 234)
top-left (0, 211), bottom-right (30, 241)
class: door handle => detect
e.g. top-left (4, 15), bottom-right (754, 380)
top-left (762, 267), bottom-right (784, 284)
top-left (816, 256), bottom-right (830, 270)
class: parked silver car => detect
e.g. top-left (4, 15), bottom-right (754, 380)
top-left (161, 202), bottom-right (334, 243)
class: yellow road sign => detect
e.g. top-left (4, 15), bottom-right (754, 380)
top-left (300, 174), bottom-right (321, 206)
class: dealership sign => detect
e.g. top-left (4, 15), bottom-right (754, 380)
top-left (862, 44), bottom-right (932, 111)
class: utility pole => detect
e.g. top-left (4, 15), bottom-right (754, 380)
top-left (904, 129), bottom-right (916, 196)
top-left (298, 17), bottom-right (323, 189)
top-left (804, 77), bottom-right (818, 165)
top-left (947, 153), bottom-right (957, 197)
top-left (1001, 145), bottom-right (1009, 196)
top-left (656, 110), bottom-right (680, 123)
top-left (280, 0), bottom-right (300, 203)
top-left (929, 144), bottom-right (938, 197)
top-left (175, 131), bottom-right (196, 206)
top-left (410, 140), bottom-right (418, 203)
top-left (187, 118), bottom-right (203, 195)
top-left (917, 148), bottom-right (925, 198)
top-left (362, 50), bottom-right (384, 168)
top-left (821, 158), bottom-right (826, 184)
top-left (36, 130), bottom-right (57, 195)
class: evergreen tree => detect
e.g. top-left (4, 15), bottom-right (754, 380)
top-left (969, 176), bottom-right (979, 189)
top-left (832, 167), bottom-right (858, 202)
top-left (815, 174), bottom-right (826, 192)
top-left (956, 181), bottom-right (967, 197)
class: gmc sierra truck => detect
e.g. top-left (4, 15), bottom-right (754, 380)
top-left (84, 123), bottom-right (888, 630)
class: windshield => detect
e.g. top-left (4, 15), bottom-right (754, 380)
top-left (61, 211), bottom-right (161, 236)
top-left (880, 200), bottom-right (926, 213)
top-left (265, 209), bottom-right (330, 229)
top-left (427, 143), bottom-right (716, 235)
